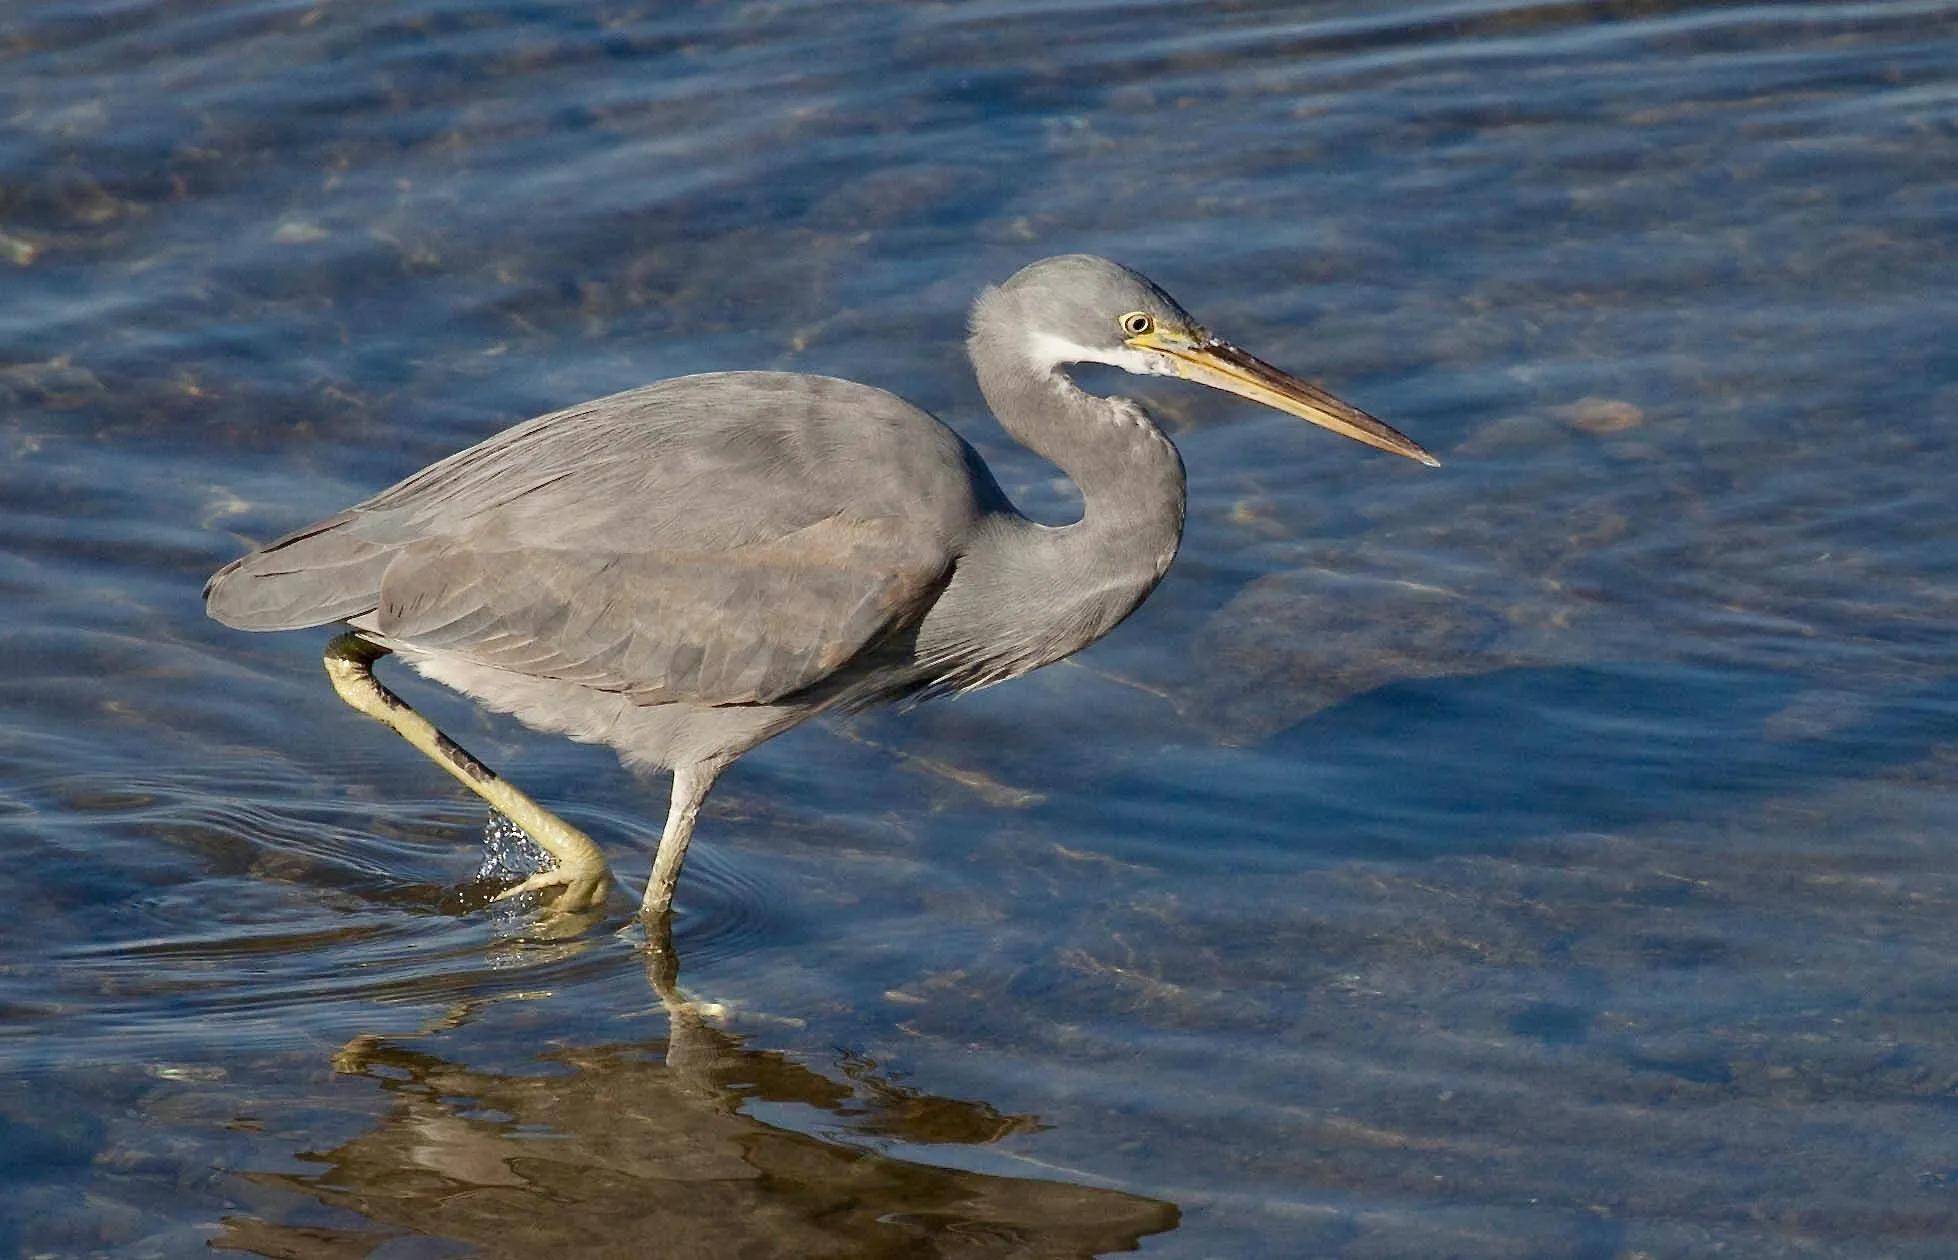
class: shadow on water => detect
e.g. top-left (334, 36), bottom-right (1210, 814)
top-left (211, 921), bottom-right (1179, 1259)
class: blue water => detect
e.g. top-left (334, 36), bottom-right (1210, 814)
top-left (3, 1), bottom-right (1957, 1255)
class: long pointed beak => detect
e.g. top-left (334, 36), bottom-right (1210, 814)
top-left (1140, 335), bottom-right (1439, 467)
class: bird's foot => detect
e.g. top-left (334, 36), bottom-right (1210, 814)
top-left (491, 862), bottom-right (614, 913)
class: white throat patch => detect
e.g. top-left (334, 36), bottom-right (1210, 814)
top-left (1025, 330), bottom-right (1176, 378)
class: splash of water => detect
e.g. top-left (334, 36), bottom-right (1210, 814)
top-left (477, 809), bottom-right (552, 882)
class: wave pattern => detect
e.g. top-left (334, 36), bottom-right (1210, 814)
top-left (2, 0), bottom-right (1956, 1254)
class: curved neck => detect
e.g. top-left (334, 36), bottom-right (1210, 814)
top-left (968, 319), bottom-right (1188, 625)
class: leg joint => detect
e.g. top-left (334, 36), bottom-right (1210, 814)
top-left (323, 632), bottom-right (399, 719)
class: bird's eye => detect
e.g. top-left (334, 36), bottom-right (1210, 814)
top-left (1120, 312), bottom-right (1153, 337)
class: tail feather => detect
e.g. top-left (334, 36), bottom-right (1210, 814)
top-left (204, 511), bottom-right (392, 631)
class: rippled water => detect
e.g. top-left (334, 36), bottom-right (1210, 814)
top-left (4, 1), bottom-right (1957, 1255)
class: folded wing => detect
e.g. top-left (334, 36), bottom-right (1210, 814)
top-left (206, 373), bottom-right (981, 707)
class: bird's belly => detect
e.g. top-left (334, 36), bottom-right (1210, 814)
top-left (397, 648), bottom-right (808, 772)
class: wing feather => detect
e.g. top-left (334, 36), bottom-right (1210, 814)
top-left (209, 373), bottom-right (990, 705)
top-left (368, 517), bottom-right (948, 706)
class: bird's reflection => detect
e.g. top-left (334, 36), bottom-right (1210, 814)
top-left (216, 918), bottom-right (1178, 1258)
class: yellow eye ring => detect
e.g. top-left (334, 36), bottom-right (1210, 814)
top-left (1120, 311), bottom-right (1153, 337)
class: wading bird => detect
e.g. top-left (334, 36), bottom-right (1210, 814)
top-left (206, 255), bottom-right (1436, 918)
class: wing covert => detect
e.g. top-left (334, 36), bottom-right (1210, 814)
top-left (367, 513), bottom-right (952, 706)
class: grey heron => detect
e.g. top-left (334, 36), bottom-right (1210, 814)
top-left (206, 255), bottom-right (1436, 919)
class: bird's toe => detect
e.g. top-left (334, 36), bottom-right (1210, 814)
top-left (492, 864), bottom-right (614, 913)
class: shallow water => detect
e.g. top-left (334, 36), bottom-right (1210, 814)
top-left (4, 0), bottom-right (1957, 1255)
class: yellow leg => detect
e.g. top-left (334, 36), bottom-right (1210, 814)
top-left (322, 632), bottom-right (614, 912)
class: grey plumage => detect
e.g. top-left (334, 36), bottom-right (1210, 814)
top-left (207, 255), bottom-right (1436, 918)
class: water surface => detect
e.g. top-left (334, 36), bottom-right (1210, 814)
top-left (3, 1), bottom-right (1957, 1255)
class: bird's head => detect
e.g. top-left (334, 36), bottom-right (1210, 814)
top-left (981, 254), bottom-right (1438, 467)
